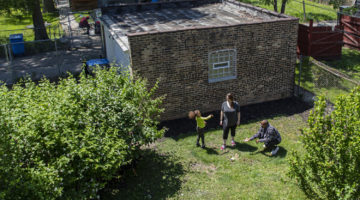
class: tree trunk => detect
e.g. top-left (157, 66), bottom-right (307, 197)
top-left (43, 0), bottom-right (57, 13)
top-left (273, 0), bottom-right (278, 12)
top-left (281, 0), bottom-right (287, 13)
top-left (32, 0), bottom-right (49, 40)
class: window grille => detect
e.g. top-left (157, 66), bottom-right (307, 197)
top-left (208, 49), bottom-right (237, 83)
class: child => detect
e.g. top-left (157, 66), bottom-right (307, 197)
top-left (188, 110), bottom-right (214, 148)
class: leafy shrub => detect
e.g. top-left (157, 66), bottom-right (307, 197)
top-left (288, 86), bottom-right (360, 200)
top-left (0, 67), bottom-right (164, 200)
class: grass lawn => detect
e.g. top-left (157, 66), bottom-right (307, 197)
top-left (102, 114), bottom-right (308, 199)
top-left (0, 11), bottom-right (61, 43)
top-left (295, 57), bottom-right (358, 103)
top-left (323, 47), bottom-right (360, 82)
top-left (239, 0), bottom-right (337, 22)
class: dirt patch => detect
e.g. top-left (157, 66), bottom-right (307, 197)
top-left (189, 161), bottom-right (216, 174)
top-left (241, 157), bottom-right (257, 165)
top-left (160, 97), bottom-right (313, 137)
top-left (298, 100), bottom-right (334, 122)
top-left (298, 109), bottom-right (311, 122)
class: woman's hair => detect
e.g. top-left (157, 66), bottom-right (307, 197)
top-left (227, 93), bottom-right (234, 108)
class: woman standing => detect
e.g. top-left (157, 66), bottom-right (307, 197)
top-left (220, 93), bottom-right (241, 150)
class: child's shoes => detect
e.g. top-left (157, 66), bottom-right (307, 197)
top-left (231, 140), bottom-right (236, 146)
top-left (220, 144), bottom-right (226, 150)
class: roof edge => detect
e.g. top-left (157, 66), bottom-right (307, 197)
top-left (99, 15), bottom-right (130, 50)
top-left (103, 0), bottom-right (222, 12)
top-left (126, 18), bottom-right (298, 37)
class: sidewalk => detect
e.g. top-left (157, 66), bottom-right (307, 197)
top-left (56, 0), bottom-right (79, 36)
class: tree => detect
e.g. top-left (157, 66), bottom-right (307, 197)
top-left (261, 0), bottom-right (289, 13)
top-left (0, 0), bottom-right (49, 40)
top-left (0, 67), bottom-right (165, 199)
top-left (280, 0), bottom-right (288, 13)
top-left (288, 86), bottom-right (360, 200)
top-left (43, 0), bottom-right (56, 13)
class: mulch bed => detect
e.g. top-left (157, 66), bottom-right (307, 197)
top-left (159, 97), bottom-right (313, 137)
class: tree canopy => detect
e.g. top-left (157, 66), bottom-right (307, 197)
top-left (0, 68), bottom-right (165, 199)
top-left (289, 86), bottom-right (360, 200)
top-left (0, 0), bottom-right (49, 40)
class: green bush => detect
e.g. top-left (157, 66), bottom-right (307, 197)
top-left (288, 86), bottom-right (360, 200)
top-left (0, 67), bottom-right (164, 199)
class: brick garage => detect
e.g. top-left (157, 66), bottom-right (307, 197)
top-left (100, 0), bottom-right (299, 120)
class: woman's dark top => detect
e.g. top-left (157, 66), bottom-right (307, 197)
top-left (221, 101), bottom-right (240, 127)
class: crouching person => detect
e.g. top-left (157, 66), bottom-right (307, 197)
top-left (244, 120), bottom-right (281, 156)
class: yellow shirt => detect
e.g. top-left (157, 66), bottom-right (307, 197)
top-left (196, 115), bottom-right (212, 128)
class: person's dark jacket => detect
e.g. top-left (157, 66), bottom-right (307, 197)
top-left (250, 124), bottom-right (281, 143)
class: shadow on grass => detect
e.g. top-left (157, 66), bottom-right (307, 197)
top-left (251, 146), bottom-right (287, 158)
top-left (296, 57), bottom-right (314, 85)
top-left (160, 97), bottom-right (312, 138)
top-left (230, 142), bottom-right (258, 152)
top-left (273, 146), bottom-right (287, 158)
top-left (100, 149), bottom-right (184, 200)
top-left (203, 146), bottom-right (219, 155)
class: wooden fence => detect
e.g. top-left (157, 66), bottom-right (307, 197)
top-left (340, 14), bottom-right (360, 50)
top-left (297, 20), bottom-right (343, 60)
top-left (70, 0), bottom-right (98, 11)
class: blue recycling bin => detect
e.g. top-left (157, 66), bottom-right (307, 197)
top-left (86, 58), bottom-right (109, 67)
top-left (85, 58), bottom-right (110, 75)
top-left (9, 34), bottom-right (25, 56)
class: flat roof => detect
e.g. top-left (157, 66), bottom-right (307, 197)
top-left (101, 0), bottom-right (296, 50)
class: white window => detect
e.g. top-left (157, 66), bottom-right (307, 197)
top-left (208, 49), bottom-right (236, 83)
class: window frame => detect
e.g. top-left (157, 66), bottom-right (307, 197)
top-left (208, 49), bottom-right (237, 83)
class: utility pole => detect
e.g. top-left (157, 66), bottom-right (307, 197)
top-left (303, 0), bottom-right (306, 20)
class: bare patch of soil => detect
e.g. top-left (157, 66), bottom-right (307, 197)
top-left (189, 161), bottom-right (217, 174)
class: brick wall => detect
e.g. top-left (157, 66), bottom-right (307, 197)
top-left (128, 19), bottom-right (298, 120)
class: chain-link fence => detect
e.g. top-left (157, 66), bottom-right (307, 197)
top-left (0, 0), bottom-right (105, 85)
top-left (0, 38), bottom-right (70, 60)
top-left (0, 35), bottom-right (103, 85)
top-left (295, 56), bottom-right (360, 104)
top-left (0, 25), bottom-right (64, 44)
